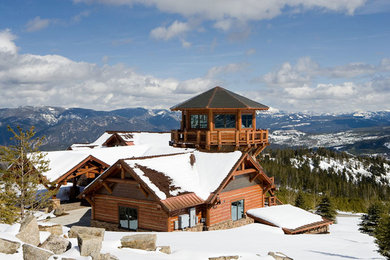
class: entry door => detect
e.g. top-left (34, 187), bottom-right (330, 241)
top-left (119, 206), bottom-right (138, 230)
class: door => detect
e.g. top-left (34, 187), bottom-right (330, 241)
top-left (119, 206), bottom-right (138, 230)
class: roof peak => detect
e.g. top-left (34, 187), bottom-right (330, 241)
top-left (171, 86), bottom-right (268, 111)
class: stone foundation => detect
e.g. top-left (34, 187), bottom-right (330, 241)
top-left (206, 216), bottom-right (254, 231)
top-left (92, 217), bottom-right (253, 232)
top-left (91, 220), bottom-right (123, 231)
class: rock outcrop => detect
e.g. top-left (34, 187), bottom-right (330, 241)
top-left (68, 226), bottom-right (105, 238)
top-left (120, 234), bottom-right (157, 251)
top-left (16, 215), bottom-right (40, 246)
top-left (40, 234), bottom-right (71, 254)
top-left (22, 244), bottom-right (53, 260)
top-left (0, 238), bottom-right (21, 254)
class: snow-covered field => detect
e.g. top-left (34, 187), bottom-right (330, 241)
top-left (0, 215), bottom-right (382, 260)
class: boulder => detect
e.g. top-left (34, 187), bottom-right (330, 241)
top-left (40, 234), bottom-right (71, 254)
top-left (209, 256), bottom-right (239, 260)
top-left (99, 253), bottom-right (119, 260)
top-left (120, 234), bottom-right (157, 251)
top-left (16, 215), bottom-right (40, 246)
top-left (39, 224), bottom-right (63, 235)
top-left (268, 252), bottom-right (293, 260)
top-left (77, 233), bottom-right (103, 260)
top-left (0, 237), bottom-right (21, 254)
top-left (22, 244), bottom-right (53, 260)
top-left (68, 226), bottom-right (105, 238)
top-left (54, 207), bottom-right (65, 216)
top-left (157, 246), bottom-right (171, 254)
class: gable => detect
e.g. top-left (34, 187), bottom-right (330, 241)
top-left (222, 174), bottom-right (261, 192)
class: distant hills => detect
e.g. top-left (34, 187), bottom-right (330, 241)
top-left (0, 106), bottom-right (389, 157)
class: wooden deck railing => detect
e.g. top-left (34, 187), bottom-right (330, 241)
top-left (170, 129), bottom-right (268, 148)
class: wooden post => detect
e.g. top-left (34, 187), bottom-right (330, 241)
top-left (218, 131), bottom-right (222, 146)
top-left (206, 206), bottom-right (211, 228)
top-left (235, 130), bottom-right (239, 148)
top-left (208, 109), bottom-right (213, 131)
top-left (237, 110), bottom-right (242, 131)
top-left (253, 110), bottom-right (256, 130)
top-left (197, 130), bottom-right (200, 146)
top-left (184, 129), bottom-right (187, 142)
top-left (206, 131), bottom-right (211, 150)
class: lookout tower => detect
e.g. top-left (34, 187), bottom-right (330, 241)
top-left (170, 86), bottom-right (269, 156)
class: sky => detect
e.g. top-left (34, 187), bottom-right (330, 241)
top-left (0, 0), bottom-right (390, 113)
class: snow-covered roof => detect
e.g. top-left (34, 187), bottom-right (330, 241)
top-left (124, 150), bottom-right (243, 200)
top-left (42, 132), bottom-right (193, 182)
top-left (247, 204), bottom-right (323, 230)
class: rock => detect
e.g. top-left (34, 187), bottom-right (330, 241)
top-left (16, 215), bottom-right (40, 246)
top-left (99, 253), bottom-right (119, 260)
top-left (39, 224), bottom-right (63, 235)
top-left (268, 252), bottom-right (293, 260)
top-left (208, 256), bottom-right (239, 260)
top-left (68, 226), bottom-right (105, 238)
top-left (120, 234), bottom-right (157, 251)
top-left (157, 246), bottom-right (171, 254)
top-left (61, 258), bottom-right (76, 260)
top-left (0, 237), bottom-right (21, 254)
top-left (22, 244), bottom-right (53, 260)
top-left (54, 207), bottom-right (65, 216)
top-left (40, 234), bottom-right (71, 254)
top-left (77, 233), bottom-right (103, 260)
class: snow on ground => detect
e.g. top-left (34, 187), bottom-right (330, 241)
top-left (0, 215), bottom-right (382, 260)
top-left (247, 204), bottom-right (323, 229)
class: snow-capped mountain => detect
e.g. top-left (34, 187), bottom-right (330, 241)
top-left (0, 106), bottom-right (389, 155)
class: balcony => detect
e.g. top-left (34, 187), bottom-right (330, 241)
top-left (170, 129), bottom-right (269, 150)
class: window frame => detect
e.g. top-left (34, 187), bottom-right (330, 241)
top-left (241, 114), bottom-right (253, 129)
top-left (231, 199), bottom-right (245, 221)
top-left (214, 113), bottom-right (236, 129)
top-left (189, 114), bottom-right (208, 129)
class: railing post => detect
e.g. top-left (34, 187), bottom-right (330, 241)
top-left (196, 130), bottom-right (200, 145)
top-left (206, 131), bottom-right (211, 150)
top-left (235, 130), bottom-right (239, 147)
top-left (218, 131), bottom-right (222, 146)
top-left (184, 129), bottom-right (187, 142)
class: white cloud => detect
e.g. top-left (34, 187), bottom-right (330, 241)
top-left (75, 0), bottom-right (366, 22)
top-left (256, 56), bottom-right (390, 113)
top-left (246, 48), bottom-right (256, 55)
top-left (0, 29), bottom-right (214, 110)
top-left (25, 16), bottom-right (51, 32)
top-left (0, 29), bottom-right (17, 55)
top-left (150, 20), bottom-right (190, 40)
top-left (71, 10), bottom-right (91, 23)
top-left (206, 63), bottom-right (249, 78)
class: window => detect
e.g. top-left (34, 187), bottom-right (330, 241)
top-left (214, 114), bottom-right (236, 128)
top-left (190, 114), bottom-right (208, 129)
top-left (119, 206), bottom-right (138, 230)
top-left (231, 200), bottom-right (244, 221)
top-left (241, 114), bottom-right (253, 128)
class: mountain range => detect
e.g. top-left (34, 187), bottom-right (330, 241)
top-left (0, 106), bottom-right (389, 157)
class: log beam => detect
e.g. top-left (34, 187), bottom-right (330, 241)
top-left (102, 182), bottom-right (113, 194)
top-left (105, 178), bottom-right (137, 184)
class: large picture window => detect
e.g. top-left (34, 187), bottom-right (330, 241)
top-left (119, 206), bottom-right (138, 230)
top-left (241, 114), bottom-right (253, 128)
top-left (231, 200), bottom-right (244, 221)
top-left (190, 114), bottom-right (208, 129)
top-left (214, 114), bottom-right (236, 128)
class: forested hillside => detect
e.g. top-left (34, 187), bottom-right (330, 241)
top-left (260, 148), bottom-right (390, 212)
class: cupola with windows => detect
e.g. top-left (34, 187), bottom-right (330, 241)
top-left (170, 86), bottom-right (269, 155)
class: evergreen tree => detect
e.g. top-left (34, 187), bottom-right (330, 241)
top-left (0, 126), bottom-right (53, 222)
top-left (316, 196), bottom-right (337, 222)
top-left (359, 202), bottom-right (385, 235)
top-left (374, 214), bottom-right (390, 259)
top-left (295, 192), bottom-right (309, 210)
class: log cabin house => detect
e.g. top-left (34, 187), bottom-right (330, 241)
top-left (80, 87), bottom-right (285, 232)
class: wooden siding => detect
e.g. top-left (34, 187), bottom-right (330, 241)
top-left (208, 184), bottom-right (263, 226)
top-left (93, 194), bottom-right (168, 232)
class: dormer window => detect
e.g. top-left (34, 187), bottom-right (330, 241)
top-left (190, 114), bottom-right (208, 129)
top-left (214, 114), bottom-right (236, 129)
top-left (241, 114), bottom-right (253, 128)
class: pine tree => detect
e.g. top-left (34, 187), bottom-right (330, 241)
top-left (374, 214), bottom-right (390, 259)
top-left (0, 126), bottom-right (53, 222)
top-left (359, 202), bottom-right (384, 235)
top-left (316, 196), bottom-right (337, 222)
top-left (295, 192), bottom-right (309, 210)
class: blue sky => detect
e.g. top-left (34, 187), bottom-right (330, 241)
top-left (0, 0), bottom-right (390, 113)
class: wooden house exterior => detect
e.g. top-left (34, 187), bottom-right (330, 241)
top-left (81, 151), bottom-right (277, 232)
top-left (170, 86), bottom-right (269, 156)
